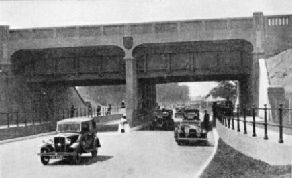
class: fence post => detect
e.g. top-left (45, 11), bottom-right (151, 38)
top-left (279, 103), bottom-right (284, 143)
top-left (32, 111), bottom-right (35, 126)
top-left (231, 109), bottom-right (234, 130)
top-left (243, 105), bottom-right (247, 134)
top-left (7, 113), bottom-right (9, 128)
top-left (252, 104), bottom-right (256, 137)
top-left (237, 105), bottom-right (240, 132)
top-left (227, 116), bottom-right (230, 128)
top-left (264, 104), bottom-right (268, 140)
top-left (16, 111), bottom-right (19, 127)
top-left (39, 110), bottom-right (42, 124)
top-left (25, 118), bottom-right (27, 127)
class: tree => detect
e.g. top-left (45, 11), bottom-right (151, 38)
top-left (156, 83), bottom-right (190, 104)
top-left (208, 81), bottom-right (237, 101)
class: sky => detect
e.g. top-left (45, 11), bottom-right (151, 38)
top-left (1, 0), bottom-right (292, 97)
top-left (1, 0), bottom-right (292, 29)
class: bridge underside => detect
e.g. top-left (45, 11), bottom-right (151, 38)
top-left (8, 39), bottom-right (255, 126)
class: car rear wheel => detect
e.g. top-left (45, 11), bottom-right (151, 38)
top-left (40, 149), bottom-right (50, 165)
top-left (91, 148), bottom-right (98, 157)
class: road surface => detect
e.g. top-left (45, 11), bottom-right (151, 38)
top-left (0, 130), bottom-right (215, 178)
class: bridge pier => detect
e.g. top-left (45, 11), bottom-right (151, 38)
top-left (125, 57), bottom-right (138, 127)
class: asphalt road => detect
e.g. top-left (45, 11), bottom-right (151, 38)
top-left (0, 130), bottom-right (215, 178)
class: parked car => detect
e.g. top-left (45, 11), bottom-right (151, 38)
top-left (174, 119), bottom-right (208, 146)
top-left (37, 117), bottom-right (101, 165)
top-left (151, 109), bottom-right (174, 131)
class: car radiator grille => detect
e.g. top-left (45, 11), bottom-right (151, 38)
top-left (54, 137), bottom-right (67, 152)
top-left (188, 129), bottom-right (198, 138)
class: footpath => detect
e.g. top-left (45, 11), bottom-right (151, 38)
top-left (0, 119), bottom-right (149, 145)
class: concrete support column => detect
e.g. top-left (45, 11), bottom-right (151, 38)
top-left (125, 57), bottom-right (138, 127)
top-left (138, 81), bottom-right (156, 111)
top-left (250, 53), bottom-right (262, 110)
top-left (238, 78), bottom-right (251, 109)
top-left (0, 26), bottom-right (12, 112)
top-left (0, 26), bottom-right (11, 72)
top-left (252, 12), bottom-right (265, 111)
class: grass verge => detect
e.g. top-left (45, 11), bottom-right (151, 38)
top-left (200, 138), bottom-right (291, 178)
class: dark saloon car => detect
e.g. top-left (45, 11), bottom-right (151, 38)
top-left (37, 117), bottom-right (101, 165)
top-left (183, 109), bottom-right (200, 120)
top-left (150, 109), bottom-right (174, 131)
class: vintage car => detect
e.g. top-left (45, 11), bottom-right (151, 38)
top-left (183, 109), bottom-right (200, 120)
top-left (150, 109), bottom-right (174, 131)
top-left (174, 119), bottom-right (208, 146)
top-left (37, 117), bottom-right (101, 165)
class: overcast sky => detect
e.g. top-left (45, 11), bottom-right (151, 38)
top-left (1, 0), bottom-right (291, 97)
top-left (1, 0), bottom-right (292, 29)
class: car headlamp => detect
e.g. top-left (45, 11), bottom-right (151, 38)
top-left (42, 139), bottom-right (53, 144)
top-left (66, 138), bottom-right (71, 144)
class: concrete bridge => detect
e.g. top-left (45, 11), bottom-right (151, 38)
top-left (0, 12), bottom-right (292, 125)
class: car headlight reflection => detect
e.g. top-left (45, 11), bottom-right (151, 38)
top-left (66, 138), bottom-right (71, 144)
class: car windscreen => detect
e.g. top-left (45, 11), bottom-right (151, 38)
top-left (185, 113), bottom-right (198, 118)
top-left (57, 123), bottom-right (80, 132)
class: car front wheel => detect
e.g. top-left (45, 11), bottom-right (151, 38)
top-left (72, 151), bottom-right (81, 164)
top-left (40, 148), bottom-right (50, 165)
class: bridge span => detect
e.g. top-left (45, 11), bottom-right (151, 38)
top-left (0, 12), bottom-right (292, 125)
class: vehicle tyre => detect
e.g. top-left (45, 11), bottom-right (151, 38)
top-left (203, 141), bottom-right (208, 146)
top-left (91, 148), bottom-right (98, 157)
top-left (40, 148), bottom-right (50, 165)
top-left (72, 151), bottom-right (81, 164)
top-left (177, 141), bottom-right (181, 146)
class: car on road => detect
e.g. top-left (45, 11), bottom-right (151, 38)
top-left (37, 117), bottom-right (101, 165)
top-left (174, 113), bottom-right (208, 146)
top-left (150, 109), bottom-right (174, 131)
top-left (183, 109), bottom-right (200, 120)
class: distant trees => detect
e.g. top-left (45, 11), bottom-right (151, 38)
top-left (207, 81), bottom-right (237, 101)
top-left (78, 83), bottom-right (190, 106)
top-left (156, 83), bottom-right (190, 104)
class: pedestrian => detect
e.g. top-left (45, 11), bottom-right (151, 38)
top-left (96, 105), bottom-right (101, 116)
top-left (70, 105), bottom-right (75, 118)
top-left (225, 97), bottom-right (233, 116)
top-left (106, 104), bottom-right (112, 115)
top-left (121, 101), bottom-right (126, 108)
top-left (203, 110), bottom-right (210, 131)
top-left (88, 104), bottom-right (92, 117)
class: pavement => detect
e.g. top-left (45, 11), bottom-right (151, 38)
top-left (0, 120), bottom-right (149, 145)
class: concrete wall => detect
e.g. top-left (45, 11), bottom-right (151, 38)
top-left (217, 120), bottom-right (292, 165)
top-left (0, 73), bottom-right (86, 121)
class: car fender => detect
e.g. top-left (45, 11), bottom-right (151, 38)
top-left (94, 137), bottom-right (101, 147)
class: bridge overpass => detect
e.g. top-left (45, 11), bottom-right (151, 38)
top-left (0, 12), bottom-right (292, 125)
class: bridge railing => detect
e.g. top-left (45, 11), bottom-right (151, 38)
top-left (215, 103), bottom-right (292, 144)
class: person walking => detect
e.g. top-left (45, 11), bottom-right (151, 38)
top-left (202, 110), bottom-right (210, 131)
top-left (106, 104), bottom-right (112, 115)
top-left (70, 105), bottom-right (75, 118)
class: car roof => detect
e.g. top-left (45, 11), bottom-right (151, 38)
top-left (57, 117), bottom-right (94, 124)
